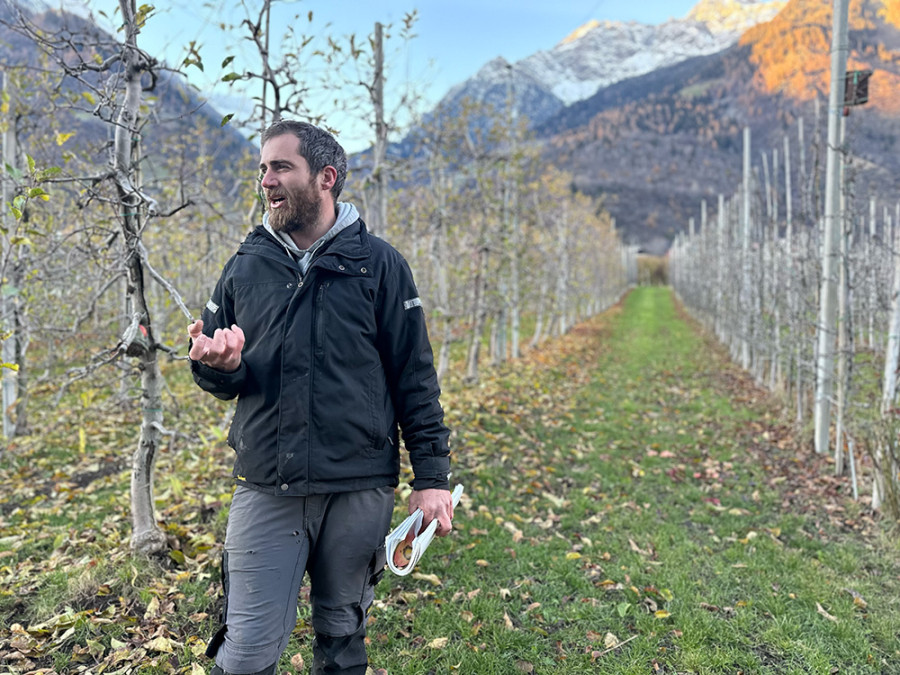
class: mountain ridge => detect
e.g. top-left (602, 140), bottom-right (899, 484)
top-left (434, 0), bottom-right (787, 126)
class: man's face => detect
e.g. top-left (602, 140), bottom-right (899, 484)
top-left (259, 133), bottom-right (322, 235)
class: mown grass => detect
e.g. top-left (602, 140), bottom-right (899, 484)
top-left (1, 286), bottom-right (898, 674)
top-left (361, 287), bottom-right (900, 674)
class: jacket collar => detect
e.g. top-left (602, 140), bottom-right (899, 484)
top-left (239, 218), bottom-right (372, 271)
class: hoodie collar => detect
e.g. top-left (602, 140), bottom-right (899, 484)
top-left (262, 202), bottom-right (361, 275)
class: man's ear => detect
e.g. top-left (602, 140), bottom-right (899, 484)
top-left (319, 166), bottom-right (337, 193)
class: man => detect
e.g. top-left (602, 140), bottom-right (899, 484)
top-left (188, 119), bottom-right (453, 675)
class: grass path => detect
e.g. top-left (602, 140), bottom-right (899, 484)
top-left (367, 286), bottom-right (900, 674)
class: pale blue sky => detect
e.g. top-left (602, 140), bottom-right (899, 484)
top-left (59, 0), bottom-right (701, 148)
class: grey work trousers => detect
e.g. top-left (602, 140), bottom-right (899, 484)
top-left (209, 485), bottom-right (394, 674)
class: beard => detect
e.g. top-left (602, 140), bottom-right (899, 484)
top-left (266, 179), bottom-right (322, 236)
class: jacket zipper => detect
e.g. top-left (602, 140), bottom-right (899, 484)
top-left (314, 282), bottom-right (330, 357)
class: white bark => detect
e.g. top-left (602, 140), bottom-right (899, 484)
top-left (116, 0), bottom-right (166, 556)
top-left (370, 22), bottom-right (388, 238)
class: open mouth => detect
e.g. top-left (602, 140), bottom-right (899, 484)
top-left (268, 194), bottom-right (287, 209)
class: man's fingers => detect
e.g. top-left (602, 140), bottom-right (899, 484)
top-left (210, 328), bottom-right (227, 356)
top-left (188, 323), bottom-right (244, 370)
top-left (187, 320), bottom-right (204, 339)
top-left (188, 334), bottom-right (210, 361)
top-left (224, 328), bottom-right (241, 356)
top-left (231, 324), bottom-right (246, 349)
top-left (433, 504), bottom-right (453, 536)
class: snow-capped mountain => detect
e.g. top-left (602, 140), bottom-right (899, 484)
top-left (436, 0), bottom-right (786, 125)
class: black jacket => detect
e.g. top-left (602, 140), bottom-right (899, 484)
top-left (191, 219), bottom-right (451, 496)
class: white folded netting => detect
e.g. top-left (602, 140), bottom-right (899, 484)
top-left (385, 484), bottom-right (464, 576)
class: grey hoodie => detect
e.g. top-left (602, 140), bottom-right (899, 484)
top-left (263, 202), bottom-right (361, 276)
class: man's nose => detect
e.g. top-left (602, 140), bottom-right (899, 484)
top-left (260, 169), bottom-right (276, 188)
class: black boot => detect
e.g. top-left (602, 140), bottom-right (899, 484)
top-left (311, 629), bottom-right (369, 674)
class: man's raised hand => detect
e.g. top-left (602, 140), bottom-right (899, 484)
top-left (188, 320), bottom-right (245, 372)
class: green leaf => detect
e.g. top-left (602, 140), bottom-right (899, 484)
top-left (617, 602), bottom-right (631, 618)
top-left (220, 113), bottom-right (235, 127)
top-left (5, 164), bottom-right (22, 181)
top-left (36, 166), bottom-right (62, 180)
top-left (27, 187), bottom-right (47, 199)
top-left (169, 549), bottom-right (186, 565)
top-left (26, 154), bottom-right (35, 174)
top-left (221, 55), bottom-right (235, 68)
top-left (221, 72), bottom-right (242, 83)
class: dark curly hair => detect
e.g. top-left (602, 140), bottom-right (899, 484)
top-left (261, 120), bottom-right (347, 200)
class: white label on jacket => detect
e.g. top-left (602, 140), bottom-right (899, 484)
top-left (403, 297), bottom-right (422, 310)
top-left (206, 299), bottom-right (220, 314)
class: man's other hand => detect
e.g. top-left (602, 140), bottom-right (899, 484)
top-left (409, 488), bottom-right (454, 537)
top-left (188, 320), bottom-right (245, 372)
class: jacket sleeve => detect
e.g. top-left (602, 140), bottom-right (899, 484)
top-left (377, 256), bottom-right (451, 491)
top-left (190, 256), bottom-right (247, 401)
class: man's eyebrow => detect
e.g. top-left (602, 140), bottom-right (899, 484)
top-left (259, 159), bottom-right (294, 170)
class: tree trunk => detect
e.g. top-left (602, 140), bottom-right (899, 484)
top-left (555, 204), bottom-right (570, 336)
top-left (370, 22), bottom-right (388, 238)
top-left (430, 187), bottom-right (451, 381)
top-left (116, 0), bottom-right (167, 556)
top-left (530, 275), bottom-right (548, 349)
top-left (12, 258), bottom-right (28, 437)
top-left (464, 244), bottom-right (488, 384)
